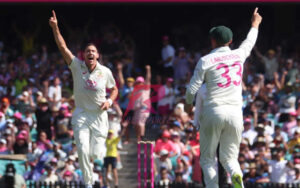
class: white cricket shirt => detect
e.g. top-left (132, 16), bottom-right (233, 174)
top-left (186, 27), bottom-right (258, 108)
top-left (69, 57), bottom-right (116, 111)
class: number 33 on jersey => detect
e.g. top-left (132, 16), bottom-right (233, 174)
top-left (186, 27), bottom-right (258, 107)
top-left (216, 61), bottom-right (242, 88)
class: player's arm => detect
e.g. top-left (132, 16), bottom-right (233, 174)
top-left (145, 65), bottom-right (151, 85)
top-left (101, 86), bottom-right (118, 111)
top-left (185, 59), bottom-right (205, 113)
top-left (49, 10), bottom-right (74, 65)
top-left (253, 47), bottom-right (264, 61)
top-left (239, 8), bottom-right (262, 59)
top-left (101, 69), bottom-right (119, 110)
top-left (117, 63), bottom-right (125, 89)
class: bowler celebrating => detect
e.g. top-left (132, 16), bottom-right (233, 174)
top-left (185, 8), bottom-right (262, 188)
top-left (49, 10), bottom-right (118, 188)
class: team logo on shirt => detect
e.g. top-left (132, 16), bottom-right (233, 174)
top-left (85, 79), bottom-right (97, 91)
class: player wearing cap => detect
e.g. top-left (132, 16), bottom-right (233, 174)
top-left (49, 10), bottom-right (118, 188)
top-left (185, 8), bottom-right (262, 188)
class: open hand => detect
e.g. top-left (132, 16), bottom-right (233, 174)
top-left (49, 10), bottom-right (58, 28)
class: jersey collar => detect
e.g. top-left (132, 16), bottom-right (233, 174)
top-left (83, 61), bottom-right (101, 73)
top-left (210, 46), bottom-right (231, 54)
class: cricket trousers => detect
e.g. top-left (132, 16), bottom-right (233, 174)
top-left (199, 105), bottom-right (244, 188)
top-left (72, 108), bottom-right (108, 185)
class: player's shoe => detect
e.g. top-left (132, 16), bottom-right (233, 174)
top-left (231, 173), bottom-right (244, 188)
top-left (107, 172), bottom-right (113, 181)
top-left (116, 162), bottom-right (123, 170)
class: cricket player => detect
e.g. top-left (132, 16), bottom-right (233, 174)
top-left (185, 8), bottom-right (262, 188)
top-left (49, 11), bottom-right (118, 188)
top-left (195, 85), bottom-right (227, 187)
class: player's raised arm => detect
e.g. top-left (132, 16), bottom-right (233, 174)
top-left (49, 10), bottom-right (74, 65)
top-left (251, 7), bottom-right (262, 29)
top-left (239, 8), bottom-right (262, 59)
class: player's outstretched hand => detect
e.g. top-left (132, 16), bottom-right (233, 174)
top-left (49, 10), bottom-right (58, 28)
top-left (251, 7), bottom-right (262, 29)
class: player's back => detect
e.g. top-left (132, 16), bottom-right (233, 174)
top-left (186, 27), bottom-right (258, 108)
top-left (201, 46), bottom-right (246, 108)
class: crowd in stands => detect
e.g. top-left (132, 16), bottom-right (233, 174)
top-left (0, 18), bottom-right (299, 188)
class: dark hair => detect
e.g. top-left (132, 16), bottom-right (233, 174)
top-left (84, 43), bottom-right (99, 51)
top-left (4, 163), bottom-right (16, 188)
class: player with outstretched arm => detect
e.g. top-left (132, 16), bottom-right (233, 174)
top-left (49, 10), bottom-right (118, 188)
top-left (185, 8), bottom-right (262, 188)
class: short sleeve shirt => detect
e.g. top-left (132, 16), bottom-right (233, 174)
top-left (105, 136), bottom-right (121, 157)
top-left (69, 57), bottom-right (116, 111)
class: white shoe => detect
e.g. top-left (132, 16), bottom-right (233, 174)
top-left (116, 162), bottom-right (123, 170)
top-left (85, 184), bottom-right (93, 188)
top-left (107, 172), bottom-right (113, 181)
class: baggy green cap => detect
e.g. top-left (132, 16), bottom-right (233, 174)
top-left (209, 26), bottom-right (233, 45)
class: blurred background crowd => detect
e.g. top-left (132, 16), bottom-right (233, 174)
top-left (0, 3), bottom-right (299, 188)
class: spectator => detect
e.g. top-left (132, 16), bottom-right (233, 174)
top-left (38, 165), bottom-right (59, 184)
top-left (160, 36), bottom-right (175, 77)
top-left (283, 111), bottom-right (298, 138)
top-left (242, 118), bottom-right (258, 146)
top-left (268, 148), bottom-right (293, 183)
top-left (243, 162), bottom-right (261, 183)
top-left (287, 129), bottom-right (300, 154)
top-left (48, 77), bottom-right (62, 109)
top-left (104, 129), bottom-right (124, 188)
top-left (14, 75), bottom-right (28, 96)
top-left (131, 65), bottom-right (151, 141)
top-left (170, 131), bottom-right (185, 156)
top-left (119, 76), bottom-right (135, 113)
top-left (175, 156), bottom-right (192, 182)
top-left (0, 163), bottom-right (26, 188)
top-left (0, 138), bottom-right (8, 154)
top-left (284, 59), bottom-right (299, 86)
top-left (173, 171), bottom-right (188, 188)
top-left (53, 106), bottom-right (71, 142)
top-left (16, 90), bottom-right (35, 114)
top-left (157, 78), bottom-right (175, 121)
top-left (154, 130), bottom-right (177, 157)
top-left (272, 125), bottom-right (289, 143)
top-left (294, 168), bottom-right (300, 183)
top-left (36, 131), bottom-right (53, 151)
top-left (173, 47), bottom-right (192, 84)
top-left (155, 166), bottom-right (172, 185)
top-left (254, 47), bottom-right (280, 81)
top-left (62, 170), bottom-right (76, 182)
top-left (13, 132), bottom-right (28, 154)
top-left (290, 116), bottom-right (300, 135)
top-left (0, 97), bottom-right (14, 118)
top-left (35, 98), bottom-right (52, 139)
top-left (154, 149), bottom-right (172, 177)
top-left (278, 84), bottom-right (297, 123)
